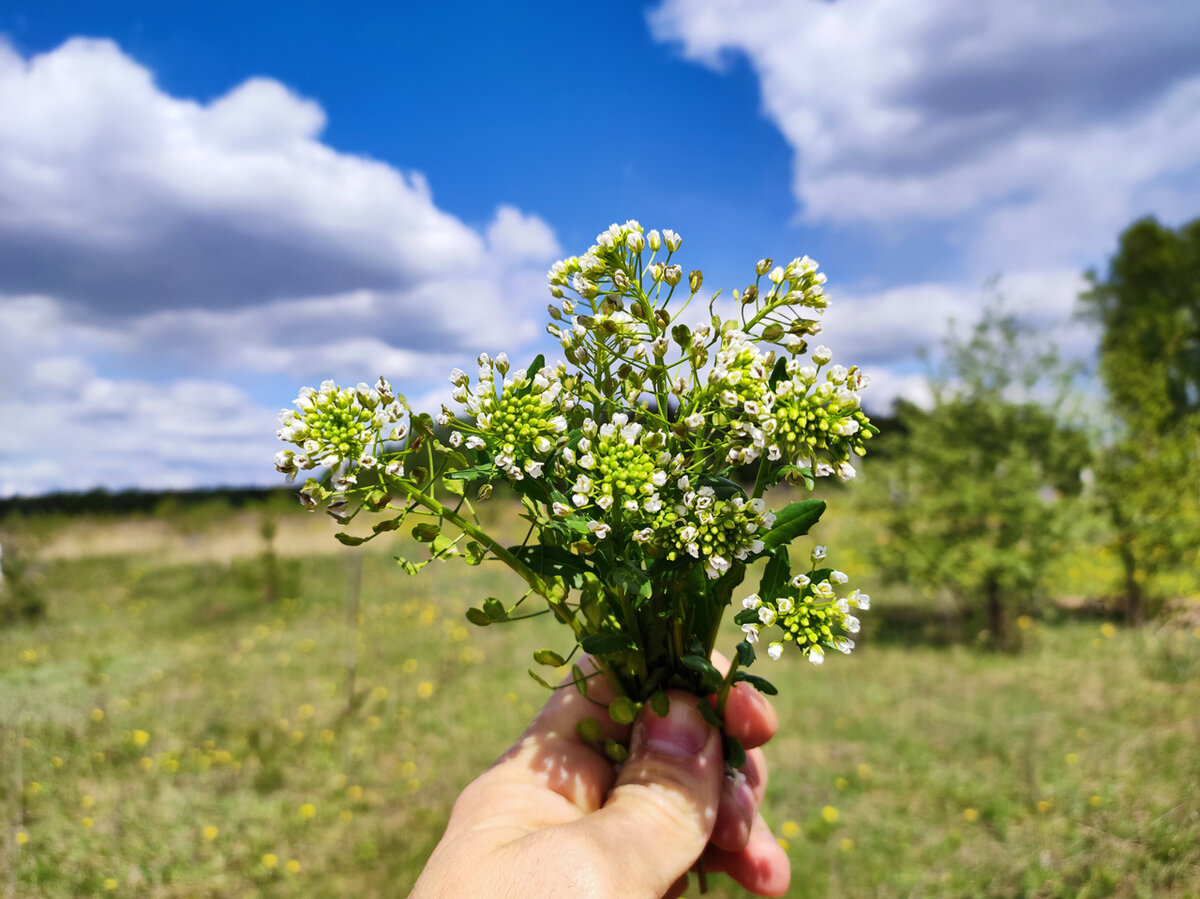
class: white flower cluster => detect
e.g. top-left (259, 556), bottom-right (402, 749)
top-left (704, 332), bottom-right (871, 480)
top-left (737, 549), bottom-right (870, 664)
top-left (554, 413), bottom-right (671, 525)
top-left (655, 480), bottom-right (775, 579)
top-left (448, 354), bottom-right (572, 481)
top-left (547, 219), bottom-right (675, 301)
top-left (275, 377), bottom-right (405, 479)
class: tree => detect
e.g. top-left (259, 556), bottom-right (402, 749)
top-left (1080, 216), bottom-right (1200, 623)
top-left (871, 308), bottom-right (1089, 649)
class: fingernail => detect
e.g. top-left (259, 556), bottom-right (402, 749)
top-left (640, 700), bottom-right (711, 757)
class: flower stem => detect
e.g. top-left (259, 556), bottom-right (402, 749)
top-left (387, 478), bottom-right (549, 597)
top-left (715, 653), bottom-right (741, 718)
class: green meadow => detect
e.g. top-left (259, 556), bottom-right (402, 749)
top-left (2, 503), bottom-right (1199, 898)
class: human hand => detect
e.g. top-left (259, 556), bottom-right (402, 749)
top-left (410, 656), bottom-right (790, 898)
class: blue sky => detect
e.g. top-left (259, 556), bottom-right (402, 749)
top-left (2, 0), bottom-right (1199, 495)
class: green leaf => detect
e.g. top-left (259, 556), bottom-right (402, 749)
top-left (734, 608), bottom-right (760, 626)
top-left (579, 633), bottom-right (635, 656)
top-left (372, 517), bottom-right (402, 534)
top-left (697, 475), bottom-right (745, 501)
top-left (680, 654), bottom-right (723, 691)
top-left (696, 700), bottom-right (723, 729)
top-left (649, 691), bottom-right (670, 718)
top-left (412, 522), bottom-right (440, 542)
top-left (445, 463), bottom-right (497, 482)
top-left (761, 499), bottom-right (826, 550)
top-left (483, 597), bottom-right (508, 623)
top-left (604, 738), bottom-right (629, 764)
top-left (528, 669), bottom-right (554, 689)
top-left (465, 608), bottom-right (491, 627)
top-left (612, 563), bottom-right (651, 600)
top-left (533, 649), bottom-right (566, 667)
top-left (464, 542), bottom-right (486, 566)
top-left (732, 672), bottom-right (779, 695)
top-left (576, 717), bottom-right (602, 743)
top-left (736, 640), bottom-right (757, 667)
top-left (334, 532), bottom-right (367, 546)
top-left (441, 475), bottom-right (465, 496)
top-left (760, 547), bottom-right (791, 600)
top-left (439, 449), bottom-right (469, 470)
top-left (579, 579), bottom-right (603, 626)
top-left (608, 696), bottom-right (639, 725)
top-left (723, 734), bottom-right (747, 768)
top-left (768, 357), bottom-right (789, 388)
top-left (509, 544), bottom-right (591, 588)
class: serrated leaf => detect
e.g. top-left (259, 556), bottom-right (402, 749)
top-left (761, 499), bottom-right (826, 550)
top-left (576, 717), bottom-right (602, 743)
top-left (732, 672), bottom-right (779, 695)
top-left (579, 633), bottom-right (635, 656)
top-left (608, 696), bottom-right (639, 725)
top-left (465, 608), bottom-right (491, 627)
top-left (533, 649), bottom-right (566, 667)
top-left (334, 532), bottom-right (367, 546)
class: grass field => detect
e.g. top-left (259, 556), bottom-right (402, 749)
top-left (2, 507), bottom-right (1199, 897)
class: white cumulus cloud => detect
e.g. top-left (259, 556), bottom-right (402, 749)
top-left (649, 0), bottom-right (1200, 269)
top-left (0, 38), bottom-right (562, 495)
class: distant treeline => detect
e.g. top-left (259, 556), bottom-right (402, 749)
top-left (0, 486), bottom-right (296, 518)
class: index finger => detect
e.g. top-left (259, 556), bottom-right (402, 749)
top-left (711, 649), bottom-right (779, 750)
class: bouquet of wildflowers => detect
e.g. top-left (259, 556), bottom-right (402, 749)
top-left (275, 220), bottom-right (875, 765)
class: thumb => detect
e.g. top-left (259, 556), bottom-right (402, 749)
top-left (584, 692), bottom-right (724, 897)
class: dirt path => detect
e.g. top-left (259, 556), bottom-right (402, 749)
top-left (37, 513), bottom-right (352, 565)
